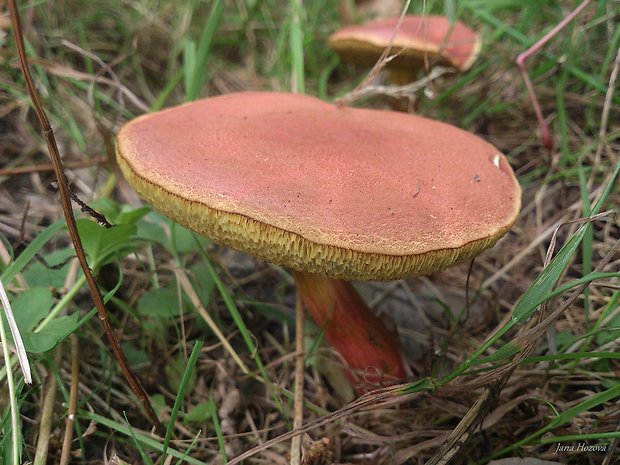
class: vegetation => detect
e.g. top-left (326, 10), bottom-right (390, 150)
top-left (0, 0), bottom-right (618, 464)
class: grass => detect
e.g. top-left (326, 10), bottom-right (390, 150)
top-left (1, 0), bottom-right (619, 464)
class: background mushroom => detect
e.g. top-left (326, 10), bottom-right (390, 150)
top-left (329, 15), bottom-right (481, 108)
top-left (116, 91), bottom-right (521, 389)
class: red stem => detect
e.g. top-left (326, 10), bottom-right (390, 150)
top-left (292, 271), bottom-right (405, 389)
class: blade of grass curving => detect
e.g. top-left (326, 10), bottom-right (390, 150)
top-left (208, 396), bottom-right (228, 464)
top-left (556, 66), bottom-right (570, 156)
top-left (152, 69), bottom-right (184, 112)
top-left (192, 234), bottom-right (287, 417)
top-left (184, 0), bottom-right (223, 102)
top-left (539, 431), bottom-right (620, 445)
top-left (80, 411), bottom-right (209, 465)
top-left (510, 168), bottom-right (617, 324)
top-left (183, 39), bottom-right (197, 99)
top-left (489, 383), bottom-right (620, 459)
top-left (200, 253), bottom-right (287, 416)
top-left (521, 351), bottom-right (620, 364)
top-left (173, 432), bottom-right (202, 465)
top-left (578, 165), bottom-right (593, 320)
top-left (161, 340), bottom-right (204, 460)
top-left (599, 25), bottom-right (620, 81)
top-left (123, 413), bottom-right (156, 465)
top-left (1, 220), bottom-right (64, 285)
top-left (583, 291), bottom-right (619, 352)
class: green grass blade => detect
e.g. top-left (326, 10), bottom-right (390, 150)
top-left (200, 252), bottom-right (287, 418)
top-left (185, 0), bottom-right (223, 101)
top-left (123, 413), bottom-right (155, 465)
top-left (539, 431), bottom-right (620, 444)
top-left (208, 396), bottom-right (228, 463)
top-left (521, 351), bottom-right (620, 364)
top-left (490, 383), bottom-right (620, 459)
top-left (79, 411), bottom-right (208, 465)
top-left (289, 0), bottom-right (305, 93)
top-left (2, 220), bottom-right (64, 284)
top-left (183, 39), bottom-right (197, 99)
top-left (162, 340), bottom-right (204, 459)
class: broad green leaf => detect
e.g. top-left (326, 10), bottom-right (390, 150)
top-left (90, 198), bottom-right (150, 226)
top-left (22, 314), bottom-right (79, 353)
top-left (184, 401), bottom-right (211, 423)
top-left (9, 287), bottom-right (54, 333)
top-left (121, 342), bottom-right (151, 368)
top-left (116, 206), bottom-right (150, 225)
top-left (137, 212), bottom-right (209, 254)
top-left (77, 219), bottom-right (136, 269)
top-left (22, 248), bottom-right (74, 289)
top-left (137, 285), bottom-right (184, 317)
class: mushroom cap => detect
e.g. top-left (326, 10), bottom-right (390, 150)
top-left (328, 15), bottom-right (482, 72)
top-left (116, 92), bottom-right (520, 281)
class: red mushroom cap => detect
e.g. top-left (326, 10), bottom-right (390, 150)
top-left (116, 92), bottom-right (520, 281)
top-left (329, 15), bottom-right (482, 72)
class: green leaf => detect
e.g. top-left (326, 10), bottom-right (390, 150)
top-left (184, 401), bottom-right (211, 423)
top-left (77, 219), bottom-right (136, 269)
top-left (136, 212), bottom-right (209, 254)
top-left (89, 199), bottom-right (149, 226)
top-left (137, 285), bottom-right (184, 317)
top-left (121, 342), bottom-right (151, 368)
top-left (22, 248), bottom-right (74, 289)
top-left (116, 206), bottom-right (150, 225)
top-left (9, 287), bottom-right (54, 333)
top-left (23, 314), bottom-right (80, 353)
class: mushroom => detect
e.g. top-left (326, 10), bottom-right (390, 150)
top-left (116, 91), bottom-right (521, 389)
top-left (329, 15), bottom-right (481, 102)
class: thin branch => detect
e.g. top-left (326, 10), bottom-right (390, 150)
top-left (7, 0), bottom-right (164, 435)
top-left (290, 293), bottom-right (305, 465)
top-left (0, 156), bottom-right (108, 176)
top-left (59, 334), bottom-right (80, 465)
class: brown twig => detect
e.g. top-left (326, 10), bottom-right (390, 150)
top-left (59, 334), bottom-right (79, 465)
top-left (0, 156), bottom-right (108, 176)
top-left (33, 350), bottom-right (61, 465)
top-left (290, 293), bottom-right (305, 465)
top-left (7, 0), bottom-right (165, 435)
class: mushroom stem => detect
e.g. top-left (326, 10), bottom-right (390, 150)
top-left (292, 271), bottom-right (405, 388)
top-left (387, 68), bottom-right (419, 112)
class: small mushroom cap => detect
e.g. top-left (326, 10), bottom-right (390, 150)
top-left (116, 92), bottom-right (520, 281)
top-left (329, 15), bottom-right (482, 72)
